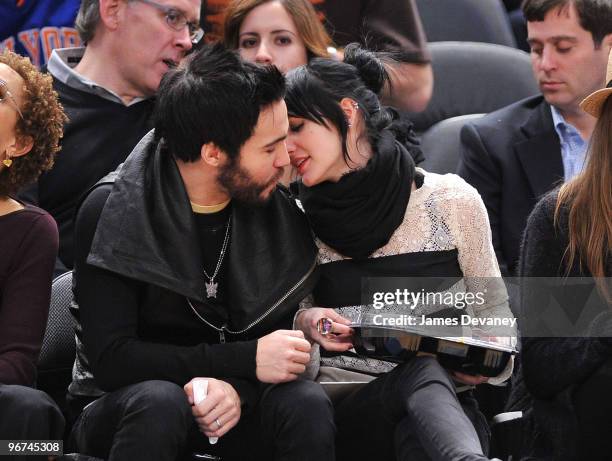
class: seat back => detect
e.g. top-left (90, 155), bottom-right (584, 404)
top-left (420, 114), bottom-right (485, 175)
top-left (416, 0), bottom-right (516, 47)
top-left (37, 270), bottom-right (76, 410)
top-left (407, 42), bottom-right (538, 133)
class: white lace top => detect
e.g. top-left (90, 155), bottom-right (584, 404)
top-left (301, 170), bottom-right (516, 385)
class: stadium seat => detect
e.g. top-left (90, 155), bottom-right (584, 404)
top-left (416, 0), bottom-right (516, 47)
top-left (37, 270), bottom-right (76, 414)
top-left (407, 41), bottom-right (539, 133)
top-left (420, 114), bottom-right (485, 174)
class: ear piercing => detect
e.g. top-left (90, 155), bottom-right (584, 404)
top-left (347, 102), bottom-right (359, 127)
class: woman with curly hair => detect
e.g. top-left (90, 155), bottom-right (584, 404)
top-left (0, 50), bottom-right (67, 446)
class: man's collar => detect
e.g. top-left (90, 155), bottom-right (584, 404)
top-left (48, 47), bottom-right (150, 107)
top-left (550, 105), bottom-right (567, 130)
top-left (550, 105), bottom-right (582, 139)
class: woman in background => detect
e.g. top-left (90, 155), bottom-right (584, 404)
top-left (223, 0), bottom-right (334, 74)
top-left (0, 50), bottom-right (66, 447)
top-left (519, 52), bottom-right (612, 460)
top-left (223, 0), bottom-right (334, 184)
top-left (288, 44), bottom-right (514, 461)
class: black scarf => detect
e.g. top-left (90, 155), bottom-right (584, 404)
top-left (297, 128), bottom-right (423, 259)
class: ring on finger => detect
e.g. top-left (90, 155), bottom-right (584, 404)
top-left (316, 317), bottom-right (334, 336)
top-left (215, 418), bottom-right (222, 429)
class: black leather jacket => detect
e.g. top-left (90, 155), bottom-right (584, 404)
top-left (70, 131), bottom-right (318, 406)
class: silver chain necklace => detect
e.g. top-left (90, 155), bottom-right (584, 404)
top-left (203, 215), bottom-right (231, 299)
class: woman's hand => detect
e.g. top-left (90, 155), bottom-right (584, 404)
top-left (296, 307), bottom-right (354, 352)
top-left (451, 371), bottom-right (489, 386)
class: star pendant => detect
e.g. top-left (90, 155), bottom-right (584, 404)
top-left (205, 280), bottom-right (218, 298)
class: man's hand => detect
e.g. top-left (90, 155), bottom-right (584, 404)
top-left (295, 307), bottom-right (353, 352)
top-left (256, 330), bottom-right (311, 383)
top-left (452, 371), bottom-right (489, 386)
top-left (184, 378), bottom-right (241, 438)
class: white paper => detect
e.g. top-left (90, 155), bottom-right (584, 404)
top-left (192, 378), bottom-right (218, 445)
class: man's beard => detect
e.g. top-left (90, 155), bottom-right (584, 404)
top-left (217, 157), bottom-right (282, 206)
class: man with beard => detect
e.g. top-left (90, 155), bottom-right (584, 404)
top-left (67, 43), bottom-right (334, 461)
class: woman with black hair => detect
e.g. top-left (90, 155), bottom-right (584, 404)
top-left (289, 44), bottom-right (515, 461)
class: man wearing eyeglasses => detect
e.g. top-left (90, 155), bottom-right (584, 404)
top-left (19, 0), bottom-right (203, 276)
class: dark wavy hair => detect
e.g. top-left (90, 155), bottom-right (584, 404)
top-left (522, 0), bottom-right (612, 47)
top-left (0, 51), bottom-right (66, 197)
top-left (285, 43), bottom-right (421, 166)
top-left (154, 42), bottom-right (286, 162)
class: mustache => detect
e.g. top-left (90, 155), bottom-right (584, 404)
top-left (271, 168), bottom-right (284, 184)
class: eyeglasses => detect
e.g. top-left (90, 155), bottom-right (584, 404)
top-left (0, 79), bottom-right (24, 120)
top-left (133, 0), bottom-right (205, 45)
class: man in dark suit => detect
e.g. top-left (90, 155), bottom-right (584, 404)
top-left (458, 0), bottom-right (612, 276)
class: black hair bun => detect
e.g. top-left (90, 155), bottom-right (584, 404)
top-left (372, 107), bottom-right (424, 164)
top-left (343, 43), bottom-right (387, 95)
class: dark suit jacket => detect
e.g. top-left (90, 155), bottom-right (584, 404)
top-left (457, 95), bottom-right (564, 276)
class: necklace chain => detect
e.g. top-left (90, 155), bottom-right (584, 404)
top-left (203, 215), bottom-right (231, 282)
